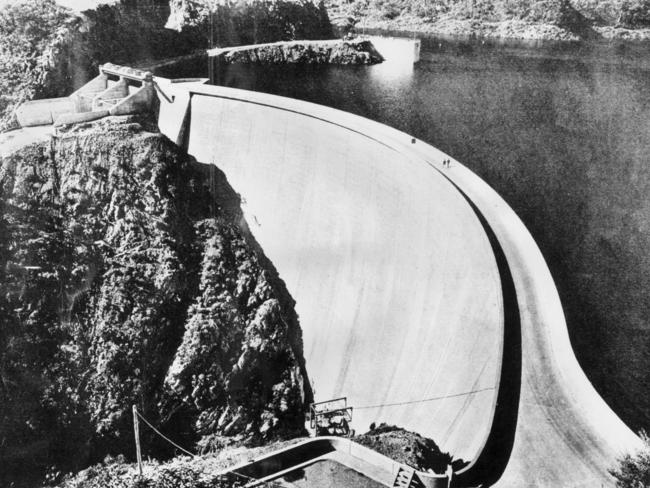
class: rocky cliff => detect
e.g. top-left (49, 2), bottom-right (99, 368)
top-left (167, 0), bottom-right (333, 44)
top-left (0, 0), bottom-right (205, 132)
top-left (0, 0), bottom-right (333, 132)
top-left (326, 0), bottom-right (650, 40)
top-left (0, 116), bottom-right (310, 486)
top-left (214, 39), bottom-right (383, 64)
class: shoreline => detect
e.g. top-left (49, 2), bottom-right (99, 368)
top-left (207, 38), bottom-right (384, 65)
top-left (330, 12), bottom-right (650, 43)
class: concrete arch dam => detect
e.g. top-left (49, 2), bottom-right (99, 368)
top-left (156, 79), bottom-right (642, 487)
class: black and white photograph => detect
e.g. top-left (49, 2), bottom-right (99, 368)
top-left (1, 0), bottom-right (650, 486)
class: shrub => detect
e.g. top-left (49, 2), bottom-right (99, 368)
top-left (610, 431), bottom-right (650, 488)
top-left (369, 0), bottom-right (404, 20)
top-left (410, 0), bottom-right (437, 19)
top-left (350, 0), bottom-right (370, 17)
top-left (57, 458), bottom-right (244, 488)
top-left (618, 0), bottom-right (650, 28)
top-left (0, 0), bottom-right (73, 131)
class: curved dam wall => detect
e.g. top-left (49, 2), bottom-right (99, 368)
top-left (156, 81), bottom-right (642, 486)
top-left (159, 80), bottom-right (503, 464)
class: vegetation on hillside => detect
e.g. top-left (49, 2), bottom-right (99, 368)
top-left (0, 0), bottom-right (73, 131)
top-left (167, 0), bottom-right (333, 44)
top-left (51, 438), bottom-right (305, 488)
top-left (351, 0), bottom-right (648, 24)
top-left (610, 432), bottom-right (650, 488)
top-left (54, 455), bottom-right (242, 488)
top-left (325, 0), bottom-right (650, 38)
top-left (0, 0), bottom-right (202, 131)
top-left (0, 116), bottom-right (310, 486)
top-left (354, 423), bottom-right (467, 474)
top-left (0, 0), bottom-right (331, 131)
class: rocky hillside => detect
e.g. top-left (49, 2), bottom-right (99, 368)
top-left (0, 0), bottom-right (333, 132)
top-left (326, 0), bottom-right (650, 40)
top-left (0, 116), bottom-right (310, 486)
top-left (167, 0), bottom-right (333, 44)
top-left (213, 39), bottom-right (383, 64)
top-left (0, 0), bottom-right (203, 132)
top-left (354, 424), bottom-right (467, 474)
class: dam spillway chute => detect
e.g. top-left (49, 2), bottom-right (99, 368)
top-left (154, 78), bottom-right (643, 487)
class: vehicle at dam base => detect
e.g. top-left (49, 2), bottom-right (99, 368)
top-left (308, 398), bottom-right (355, 437)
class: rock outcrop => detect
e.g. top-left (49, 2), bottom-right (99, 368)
top-left (1, 0), bottom-right (337, 132)
top-left (354, 424), bottom-right (467, 474)
top-left (0, 116), bottom-right (310, 485)
top-left (167, 0), bottom-right (334, 45)
top-left (214, 39), bottom-right (383, 64)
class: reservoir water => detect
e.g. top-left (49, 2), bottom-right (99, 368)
top-left (160, 36), bottom-right (650, 433)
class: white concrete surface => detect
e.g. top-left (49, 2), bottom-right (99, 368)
top-left (364, 113), bottom-right (646, 488)
top-left (156, 82), bottom-right (643, 486)
top-left (15, 97), bottom-right (76, 127)
top-left (0, 126), bottom-right (53, 157)
top-left (160, 83), bottom-right (503, 464)
top-left (366, 36), bottom-right (420, 64)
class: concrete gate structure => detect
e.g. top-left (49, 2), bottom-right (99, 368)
top-left (15, 63), bottom-right (155, 128)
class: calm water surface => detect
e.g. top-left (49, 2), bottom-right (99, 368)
top-left (161, 37), bottom-right (650, 432)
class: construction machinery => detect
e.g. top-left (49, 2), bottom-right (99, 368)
top-left (309, 397), bottom-right (354, 437)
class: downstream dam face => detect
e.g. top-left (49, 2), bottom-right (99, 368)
top-left (156, 80), bottom-right (642, 486)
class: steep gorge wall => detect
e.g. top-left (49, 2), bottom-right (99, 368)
top-left (0, 116), bottom-right (310, 485)
top-left (167, 0), bottom-right (333, 45)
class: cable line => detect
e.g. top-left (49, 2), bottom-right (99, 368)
top-left (134, 411), bottom-right (283, 487)
top-left (355, 387), bottom-right (495, 410)
top-left (135, 410), bottom-right (196, 457)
